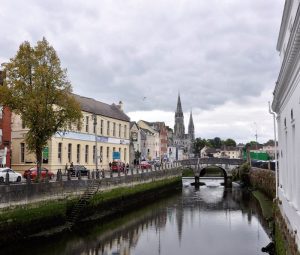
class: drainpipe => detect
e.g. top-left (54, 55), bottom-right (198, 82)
top-left (269, 101), bottom-right (278, 198)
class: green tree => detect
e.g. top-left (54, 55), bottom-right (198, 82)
top-left (223, 138), bottom-right (236, 147)
top-left (193, 138), bottom-right (208, 155)
top-left (0, 38), bottom-right (82, 179)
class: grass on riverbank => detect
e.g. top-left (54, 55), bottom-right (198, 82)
top-left (252, 190), bottom-right (273, 220)
top-left (0, 176), bottom-right (181, 244)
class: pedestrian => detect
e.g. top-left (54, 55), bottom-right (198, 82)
top-left (64, 163), bottom-right (68, 174)
top-left (70, 162), bottom-right (74, 170)
top-left (109, 162), bottom-right (112, 170)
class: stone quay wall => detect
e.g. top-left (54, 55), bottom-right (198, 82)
top-left (0, 168), bottom-right (182, 208)
top-left (249, 167), bottom-right (276, 199)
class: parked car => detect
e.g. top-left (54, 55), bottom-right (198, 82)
top-left (0, 168), bottom-right (22, 183)
top-left (111, 161), bottom-right (125, 172)
top-left (68, 165), bottom-right (89, 177)
top-left (139, 161), bottom-right (152, 169)
top-left (23, 167), bottom-right (54, 180)
top-left (148, 160), bottom-right (161, 167)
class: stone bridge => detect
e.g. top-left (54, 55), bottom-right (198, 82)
top-left (181, 158), bottom-right (245, 186)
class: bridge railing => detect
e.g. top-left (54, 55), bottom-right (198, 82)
top-left (181, 157), bottom-right (245, 166)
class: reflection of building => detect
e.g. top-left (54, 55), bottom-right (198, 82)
top-left (272, 1), bottom-right (300, 251)
top-left (173, 94), bottom-right (194, 156)
top-left (11, 95), bottom-right (130, 172)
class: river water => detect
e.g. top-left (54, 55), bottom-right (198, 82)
top-left (7, 178), bottom-right (271, 255)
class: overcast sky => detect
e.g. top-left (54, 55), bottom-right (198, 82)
top-left (0, 0), bottom-right (284, 143)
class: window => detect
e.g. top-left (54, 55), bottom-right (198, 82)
top-left (20, 143), bottom-right (25, 163)
top-left (113, 122), bottom-right (116, 136)
top-left (77, 120), bottom-right (81, 131)
top-left (119, 124), bottom-right (121, 137)
top-left (100, 120), bottom-right (103, 135)
top-left (113, 147), bottom-right (116, 152)
top-left (77, 144), bottom-right (80, 163)
top-left (93, 145), bottom-right (96, 163)
top-left (107, 121), bottom-right (110, 136)
top-left (291, 109), bottom-right (294, 121)
top-left (85, 116), bottom-right (89, 133)
top-left (22, 119), bottom-right (26, 129)
top-left (68, 143), bottom-right (72, 163)
top-left (85, 145), bottom-right (89, 163)
top-left (100, 146), bottom-right (103, 162)
top-left (58, 142), bottom-right (62, 163)
top-left (107, 147), bottom-right (110, 158)
top-left (124, 125), bottom-right (127, 138)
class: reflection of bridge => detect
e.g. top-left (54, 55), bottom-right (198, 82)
top-left (181, 158), bottom-right (245, 186)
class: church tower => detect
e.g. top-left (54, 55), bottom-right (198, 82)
top-left (188, 110), bottom-right (195, 140)
top-left (174, 93), bottom-right (185, 139)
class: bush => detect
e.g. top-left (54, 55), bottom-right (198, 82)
top-left (239, 163), bottom-right (250, 186)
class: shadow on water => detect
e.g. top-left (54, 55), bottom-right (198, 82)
top-left (4, 179), bottom-right (272, 255)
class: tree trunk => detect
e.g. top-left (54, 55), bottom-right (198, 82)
top-left (36, 147), bottom-right (43, 181)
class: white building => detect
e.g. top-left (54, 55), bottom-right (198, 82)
top-left (272, 0), bottom-right (300, 249)
top-left (137, 120), bottom-right (160, 160)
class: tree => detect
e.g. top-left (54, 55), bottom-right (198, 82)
top-left (193, 138), bottom-right (208, 155)
top-left (223, 138), bottom-right (236, 147)
top-left (0, 38), bottom-right (82, 179)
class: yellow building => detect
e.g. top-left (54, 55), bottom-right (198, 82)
top-left (11, 94), bottom-right (130, 172)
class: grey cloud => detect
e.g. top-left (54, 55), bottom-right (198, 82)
top-left (0, 0), bottom-right (283, 114)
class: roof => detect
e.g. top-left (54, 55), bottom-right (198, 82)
top-left (72, 94), bottom-right (130, 122)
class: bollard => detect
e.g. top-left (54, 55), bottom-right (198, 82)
top-left (67, 170), bottom-right (71, 181)
top-left (56, 169), bottom-right (60, 182)
top-left (96, 169), bottom-right (100, 179)
top-left (5, 171), bottom-right (9, 185)
top-left (136, 167), bottom-right (139, 174)
top-left (131, 167), bottom-right (134, 175)
top-left (141, 167), bottom-right (144, 173)
top-left (87, 170), bottom-right (91, 179)
top-left (45, 170), bottom-right (49, 183)
top-left (101, 169), bottom-right (105, 178)
top-left (92, 170), bottom-right (95, 179)
top-left (78, 170), bottom-right (81, 180)
top-left (26, 173), bottom-right (31, 184)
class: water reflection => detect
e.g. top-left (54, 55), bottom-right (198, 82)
top-left (5, 179), bottom-right (270, 255)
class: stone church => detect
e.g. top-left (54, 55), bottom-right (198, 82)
top-left (173, 94), bottom-right (194, 154)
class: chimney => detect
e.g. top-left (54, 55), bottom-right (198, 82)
top-left (118, 101), bottom-right (123, 111)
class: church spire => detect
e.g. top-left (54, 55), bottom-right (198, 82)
top-left (176, 93), bottom-right (183, 116)
top-left (174, 93), bottom-right (185, 138)
top-left (188, 110), bottom-right (195, 140)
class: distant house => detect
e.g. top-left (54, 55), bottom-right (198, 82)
top-left (220, 146), bottom-right (241, 159)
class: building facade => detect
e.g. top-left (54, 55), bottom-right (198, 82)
top-left (0, 71), bottom-right (12, 167)
top-left (129, 121), bottom-right (142, 164)
top-left (272, 0), bottom-right (300, 250)
top-left (173, 94), bottom-right (194, 155)
top-left (11, 95), bottom-right (130, 172)
top-left (137, 120), bottom-right (160, 160)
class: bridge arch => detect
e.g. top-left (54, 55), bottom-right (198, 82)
top-left (199, 165), bottom-right (228, 180)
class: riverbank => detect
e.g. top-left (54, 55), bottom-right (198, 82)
top-left (0, 176), bottom-right (181, 246)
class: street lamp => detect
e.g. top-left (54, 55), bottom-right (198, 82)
top-left (93, 114), bottom-right (98, 170)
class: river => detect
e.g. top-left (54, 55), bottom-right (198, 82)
top-left (5, 178), bottom-right (271, 255)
